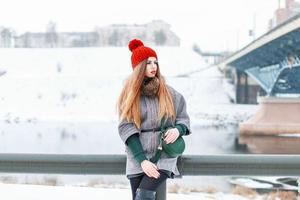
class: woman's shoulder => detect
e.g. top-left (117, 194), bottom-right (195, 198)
top-left (166, 85), bottom-right (184, 99)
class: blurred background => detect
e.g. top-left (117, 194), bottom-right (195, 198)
top-left (0, 0), bottom-right (300, 199)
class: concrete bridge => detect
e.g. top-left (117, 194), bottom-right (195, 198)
top-left (219, 13), bottom-right (300, 135)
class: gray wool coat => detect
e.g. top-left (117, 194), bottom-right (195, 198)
top-left (118, 86), bottom-right (191, 177)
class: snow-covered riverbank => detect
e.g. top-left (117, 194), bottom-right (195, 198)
top-left (0, 47), bottom-right (258, 126)
top-left (0, 47), bottom-right (262, 197)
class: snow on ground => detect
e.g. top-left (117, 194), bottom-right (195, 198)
top-left (167, 64), bottom-right (258, 127)
top-left (0, 47), bottom-right (206, 123)
top-left (0, 183), bottom-right (262, 200)
top-left (0, 47), bottom-right (258, 126)
top-left (0, 47), bottom-right (261, 199)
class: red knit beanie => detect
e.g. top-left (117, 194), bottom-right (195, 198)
top-left (128, 39), bottom-right (157, 69)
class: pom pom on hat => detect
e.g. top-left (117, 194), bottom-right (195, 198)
top-left (128, 39), bottom-right (144, 52)
top-left (128, 38), bottom-right (157, 69)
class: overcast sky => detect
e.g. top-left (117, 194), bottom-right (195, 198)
top-left (0, 0), bottom-right (288, 51)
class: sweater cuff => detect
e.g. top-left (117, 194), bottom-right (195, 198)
top-left (135, 154), bottom-right (147, 164)
top-left (126, 134), bottom-right (147, 164)
top-left (175, 124), bottom-right (187, 136)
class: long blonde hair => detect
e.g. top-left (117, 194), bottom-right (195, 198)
top-left (117, 60), bottom-right (175, 129)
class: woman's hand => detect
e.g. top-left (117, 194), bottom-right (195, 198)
top-left (164, 128), bottom-right (180, 144)
top-left (141, 160), bottom-right (160, 179)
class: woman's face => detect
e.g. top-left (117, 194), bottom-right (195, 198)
top-left (145, 57), bottom-right (158, 78)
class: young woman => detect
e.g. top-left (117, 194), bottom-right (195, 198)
top-left (117, 39), bottom-right (191, 200)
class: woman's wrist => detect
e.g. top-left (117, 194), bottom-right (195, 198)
top-left (137, 155), bottom-right (147, 164)
top-left (141, 159), bottom-right (148, 165)
top-left (175, 124), bottom-right (187, 136)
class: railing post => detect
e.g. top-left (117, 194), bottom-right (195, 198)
top-left (156, 180), bottom-right (166, 200)
top-left (297, 178), bottom-right (300, 195)
top-left (155, 156), bottom-right (183, 200)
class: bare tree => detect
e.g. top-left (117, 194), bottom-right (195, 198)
top-left (154, 30), bottom-right (167, 46)
top-left (108, 30), bottom-right (120, 46)
top-left (45, 21), bottom-right (58, 48)
top-left (0, 28), bottom-right (13, 47)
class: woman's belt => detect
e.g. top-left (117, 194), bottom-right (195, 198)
top-left (140, 127), bottom-right (161, 132)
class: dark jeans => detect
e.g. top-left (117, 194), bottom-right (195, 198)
top-left (129, 170), bottom-right (168, 200)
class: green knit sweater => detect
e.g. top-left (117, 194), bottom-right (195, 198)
top-left (125, 124), bottom-right (188, 164)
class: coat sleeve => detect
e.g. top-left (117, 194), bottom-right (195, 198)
top-left (175, 93), bottom-right (191, 135)
top-left (118, 118), bottom-right (140, 143)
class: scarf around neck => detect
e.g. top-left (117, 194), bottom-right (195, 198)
top-left (141, 76), bottom-right (160, 97)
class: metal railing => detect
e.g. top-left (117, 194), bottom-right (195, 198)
top-left (0, 154), bottom-right (300, 200)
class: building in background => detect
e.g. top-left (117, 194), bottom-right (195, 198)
top-left (268, 0), bottom-right (300, 29)
top-left (12, 20), bottom-right (180, 48)
top-left (95, 20), bottom-right (180, 47)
